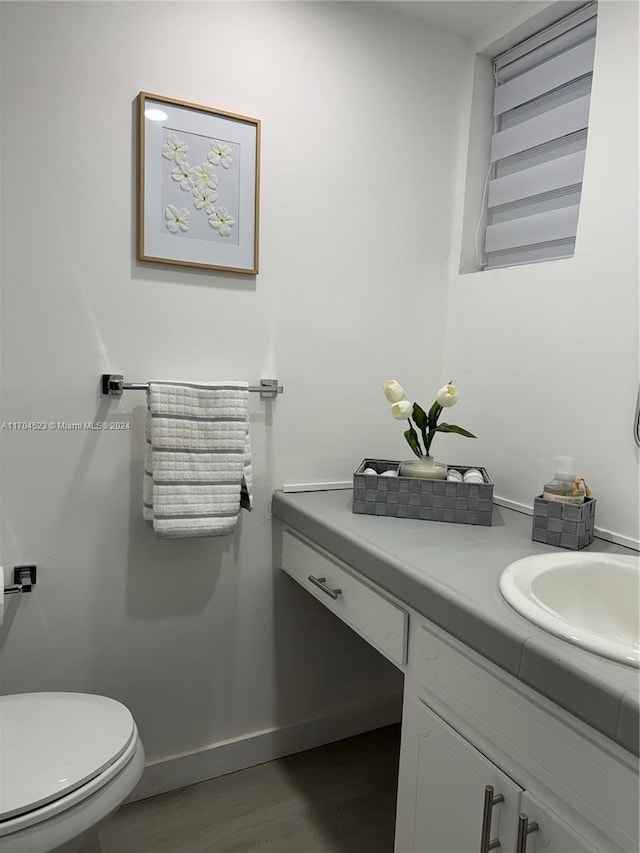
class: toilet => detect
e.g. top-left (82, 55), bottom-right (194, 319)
top-left (0, 692), bottom-right (145, 853)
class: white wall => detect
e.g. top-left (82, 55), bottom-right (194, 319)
top-left (443, 0), bottom-right (639, 546)
top-left (0, 1), bottom-right (466, 786)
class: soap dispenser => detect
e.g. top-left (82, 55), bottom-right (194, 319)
top-left (543, 457), bottom-right (586, 504)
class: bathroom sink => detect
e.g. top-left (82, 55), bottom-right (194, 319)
top-left (499, 552), bottom-right (640, 667)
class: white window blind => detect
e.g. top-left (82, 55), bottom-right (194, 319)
top-left (482, 3), bottom-right (597, 269)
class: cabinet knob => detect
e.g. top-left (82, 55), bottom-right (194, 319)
top-left (480, 785), bottom-right (505, 852)
top-left (516, 813), bottom-right (539, 853)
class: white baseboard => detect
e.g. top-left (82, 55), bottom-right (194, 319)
top-left (282, 481), bottom-right (353, 493)
top-left (128, 692), bottom-right (403, 803)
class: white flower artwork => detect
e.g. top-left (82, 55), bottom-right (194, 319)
top-left (208, 140), bottom-right (233, 169)
top-left (162, 134), bottom-right (188, 162)
top-left (153, 111), bottom-right (249, 258)
top-left (193, 186), bottom-right (217, 214)
top-left (165, 205), bottom-right (190, 233)
top-left (163, 132), bottom-right (236, 240)
top-left (208, 206), bottom-right (235, 237)
top-left (140, 93), bottom-right (258, 272)
top-left (190, 163), bottom-right (219, 190)
top-left (171, 159), bottom-right (194, 191)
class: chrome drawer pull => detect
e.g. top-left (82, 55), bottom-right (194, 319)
top-left (480, 785), bottom-right (504, 852)
top-left (516, 814), bottom-right (539, 853)
top-left (308, 575), bottom-right (342, 600)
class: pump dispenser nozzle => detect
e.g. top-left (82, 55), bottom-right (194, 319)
top-left (553, 456), bottom-right (575, 477)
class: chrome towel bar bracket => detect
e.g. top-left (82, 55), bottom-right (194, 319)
top-left (4, 565), bottom-right (37, 596)
top-left (101, 374), bottom-right (283, 400)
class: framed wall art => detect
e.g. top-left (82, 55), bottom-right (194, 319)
top-left (138, 92), bottom-right (260, 274)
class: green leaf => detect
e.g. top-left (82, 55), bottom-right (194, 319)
top-left (404, 426), bottom-right (423, 458)
top-left (434, 423), bottom-right (477, 438)
top-left (412, 403), bottom-right (428, 431)
top-left (427, 401), bottom-right (442, 430)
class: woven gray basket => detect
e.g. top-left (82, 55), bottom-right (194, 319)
top-left (531, 495), bottom-right (596, 550)
top-left (352, 458), bottom-right (494, 526)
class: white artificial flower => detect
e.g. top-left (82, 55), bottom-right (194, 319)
top-left (171, 160), bottom-right (194, 191)
top-left (383, 380), bottom-right (406, 403)
top-left (391, 400), bottom-right (413, 420)
top-left (162, 134), bottom-right (188, 162)
top-left (165, 205), bottom-right (190, 233)
top-left (191, 162), bottom-right (219, 190)
top-left (193, 186), bottom-right (217, 214)
top-left (208, 206), bottom-right (235, 237)
top-left (208, 140), bottom-right (233, 169)
top-left (436, 383), bottom-right (459, 407)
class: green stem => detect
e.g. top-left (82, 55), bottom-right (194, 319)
top-left (425, 429), bottom-right (434, 456)
top-left (425, 402), bottom-right (443, 456)
top-left (419, 423), bottom-right (428, 456)
top-left (410, 417), bottom-right (428, 457)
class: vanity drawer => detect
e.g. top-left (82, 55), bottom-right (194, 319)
top-left (281, 529), bottom-right (408, 667)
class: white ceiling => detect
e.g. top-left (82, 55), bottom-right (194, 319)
top-left (381, 1), bottom-right (524, 39)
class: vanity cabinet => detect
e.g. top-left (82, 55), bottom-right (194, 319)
top-left (396, 695), bottom-right (523, 853)
top-left (396, 694), bottom-right (599, 853)
top-left (277, 524), bottom-right (639, 853)
top-left (405, 621), bottom-right (637, 853)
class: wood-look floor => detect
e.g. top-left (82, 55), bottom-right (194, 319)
top-left (99, 725), bottom-right (401, 853)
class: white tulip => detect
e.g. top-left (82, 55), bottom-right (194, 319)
top-left (436, 383), bottom-right (459, 407)
top-left (391, 400), bottom-right (413, 420)
top-left (383, 379), bottom-right (406, 403)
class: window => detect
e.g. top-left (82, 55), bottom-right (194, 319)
top-left (479, 3), bottom-right (597, 270)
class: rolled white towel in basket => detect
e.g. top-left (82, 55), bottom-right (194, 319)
top-left (144, 381), bottom-right (252, 538)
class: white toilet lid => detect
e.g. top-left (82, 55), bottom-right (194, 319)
top-left (0, 692), bottom-right (136, 821)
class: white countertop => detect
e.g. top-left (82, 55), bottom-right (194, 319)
top-left (272, 488), bottom-right (639, 755)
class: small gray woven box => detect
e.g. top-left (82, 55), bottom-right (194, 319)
top-left (531, 495), bottom-right (596, 550)
top-left (352, 459), bottom-right (494, 526)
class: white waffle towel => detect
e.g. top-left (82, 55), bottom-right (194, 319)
top-left (144, 381), bottom-right (252, 538)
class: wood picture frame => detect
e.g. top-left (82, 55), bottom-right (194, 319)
top-left (137, 92), bottom-right (260, 274)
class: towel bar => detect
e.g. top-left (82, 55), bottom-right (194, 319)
top-left (101, 375), bottom-right (283, 399)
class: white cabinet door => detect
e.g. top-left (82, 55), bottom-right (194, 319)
top-left (517, 791), bottom-right (601, 853)
top-left (395, 695), bottom-right (523, 853)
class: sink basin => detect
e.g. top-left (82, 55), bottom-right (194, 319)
top-left (499, 552), bottom-right (640, 667)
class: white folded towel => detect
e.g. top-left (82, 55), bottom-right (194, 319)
top-left (144, 381), bottom-right (252, 538)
